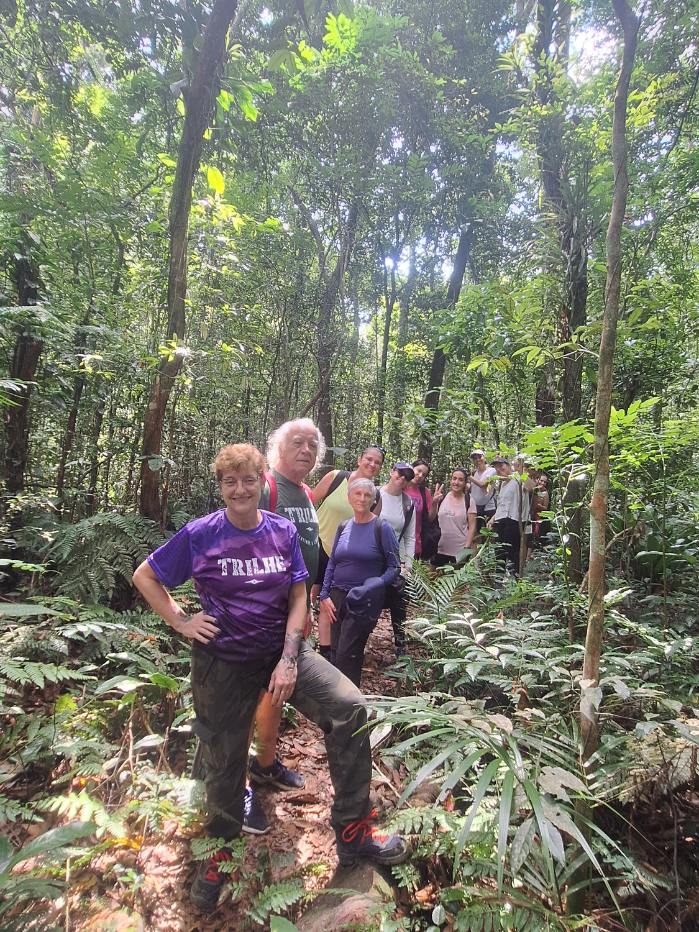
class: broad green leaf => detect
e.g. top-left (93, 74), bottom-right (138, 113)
top-left (270, 918), bottom-right (298, 932)
top-left (149, 673), bottom-right (179, 692)
top-left (95, 675), bottom-right (144, 695)
top-left (510, 817), bottom-right (535, 874)
top-left (206, 166), bottom-right (225, 195)
top-left (456, 757), bottom-right (500, 857)
top-left (0, 603), bottom-right (60, 616)
top-left (0, 836), bottom-right (13, 875)
top-left (497, 769), bottom-right (514, 892)
top-left (11, 822), bottom-right (97, 869)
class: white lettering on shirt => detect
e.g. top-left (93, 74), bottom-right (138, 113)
top-left (218, 555), bottom-right (286, 577)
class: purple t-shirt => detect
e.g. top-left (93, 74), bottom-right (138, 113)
top-left (147, 509), bottom-right (308, 663)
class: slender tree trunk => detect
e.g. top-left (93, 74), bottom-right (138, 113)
top-left (3, 253), bottom-right (43, 494)
top-left (568, 3), bottom-right (639, 918)
top-left (377, 254), bottom-right (396, 445)
top-left (418, 224), bottom-right (473, 460)
top-left (582, 0), bottom-right (639, 762)
top-left (314, 204), bottom-right (358, 462)
top-left (139, 0), bottom-right (239, 520)
top-left (86, 389), bottom-right (106, 515)
top-left (56, 307), bottom-right (92, 507)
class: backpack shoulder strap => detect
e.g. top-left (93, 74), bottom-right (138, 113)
top-left (328, 469), bottom-right (350, 497)
top-left (301, 482), bottom-right (313, 501)
top-left (373, 516), bottom-right (388, 571)
top-left (316, 469), bottom-right (349, 510)
top-left (264, 471), bottom-right (277, 512)
top-left (399, 492), bottom-right (415, 542)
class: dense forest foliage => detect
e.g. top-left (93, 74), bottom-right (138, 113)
top-left (1, 0), bottom-right (699, 929)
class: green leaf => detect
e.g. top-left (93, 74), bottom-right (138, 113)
top-left (268, 49), bottom-right (294, 71)
top-left (10, 822), bottom-right (96, 869)
top-left (510, 817), bottom-right (535, 874)
top-left (0, 836), bottom-right (13, 875)
top-left (95, 675), bottom-right (144, 695)
top-left (497, 769), bottom-right (514, 892)
top-left (270, 918), bottom-right (299, 932)
top-left (456, 757), bottom-right (500, 857)
top-left (337, 0), bottom-right (355, 17)
top-left (206, 166), bottom-right (225, 195)
top-left (0, 603), bottom-right (60, 616)
top-left (148, 673), bottom-right (179, 692)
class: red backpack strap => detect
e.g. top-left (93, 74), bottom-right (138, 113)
top-left (264, 471), bottom-right (277, 512)
top-left (301, 482), bottom-right (313, 502)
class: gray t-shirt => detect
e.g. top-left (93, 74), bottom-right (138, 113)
top-left (260, 469), bottom-right (319, 601)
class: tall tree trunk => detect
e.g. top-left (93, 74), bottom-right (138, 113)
top-left (418, 224), bottom-right (473, 460)
top-left (377, 254), bottom-right (396, 446)
top-left (3, 253), bottom-right (43, 495)
top-left (582, 0), bottom-right (639, 764)
top-left (533, 0), bottom-right (590, 583)
top-left (139, 0), bottom-right (239, 520)
top-left (86, 388), bottom-right (106, 515)
top-left (568, 2), bottom-right (639, 918)
top-left (56, 306), bottom-right (92, 508)
top-left (293, 196), bottom-right (358, 462)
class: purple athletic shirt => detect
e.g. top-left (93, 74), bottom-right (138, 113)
top-left (147, 509), bottom-right (308, 664)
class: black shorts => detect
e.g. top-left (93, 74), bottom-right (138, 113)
top-left (431, 553), bottom-right (456, 568)
top-left (314, 545), bottom-right (330, 586)
top-left (476, 505), bottom-right (496, 535)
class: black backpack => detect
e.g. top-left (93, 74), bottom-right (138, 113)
top-left (419, 485), bottom-right (441, 560)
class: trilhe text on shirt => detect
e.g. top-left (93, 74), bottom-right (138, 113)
top-left (218, 556), bottom-right (287, 576)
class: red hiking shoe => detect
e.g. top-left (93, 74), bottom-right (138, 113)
top-left (190, 847), bottom-right (233, 910)
top-left (336, 810), bottom-right (410, 867)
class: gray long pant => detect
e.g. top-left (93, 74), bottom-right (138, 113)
top-left (190, 640), bottom-right (372, 840)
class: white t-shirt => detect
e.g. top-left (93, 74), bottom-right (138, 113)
top-left (493, 478), bottom-right (531, 524)
top-left (379, 490), bottom-right (416, 562)
top-left (469, 466), bottom-right (497, 511)
top-left (437, 492), bottom-right (477, 557)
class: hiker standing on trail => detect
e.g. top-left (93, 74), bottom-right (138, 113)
top-left (133, 444), bottom-right (409, 912)
top-left (319, 478), bottom-right (401, 686)
top-left (431, 467), bottom-right (477, 568)
top-left (469, 449), bottom-right (497, 539)
top-left (236, 417), bottom-right (324, 834)
top-left (379, 463), bottom-right (417, 656)
top-left (311, 443), bottom-right (385, 656)
top-left (406, 459), bottom-right (441, 562)
top-left (488, 456), bottom-right (536, 577)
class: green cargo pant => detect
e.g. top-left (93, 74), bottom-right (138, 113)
top-left (190, 640), bottom-right (372, 840)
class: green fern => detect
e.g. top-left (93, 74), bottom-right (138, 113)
top-left (0, 658), bottom-right (94, 689)
top-left (50, 512), bottom-right (162, 602)
top-left (247, 879), bottom-right (306, 926)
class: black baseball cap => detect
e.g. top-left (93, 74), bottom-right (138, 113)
top-left (392, 462), bottom-right (415, 480)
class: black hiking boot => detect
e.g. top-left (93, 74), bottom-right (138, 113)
top-left (190, 847), bottom-right (232, 910)
top-left (335, 810), bottom-right (410, 867)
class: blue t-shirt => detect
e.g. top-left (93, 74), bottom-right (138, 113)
top-left (320, 517), bottom-right (401, 599)
top-left (147, 510), bottom-right (308, 663)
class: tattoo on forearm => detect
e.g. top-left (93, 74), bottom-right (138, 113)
top-left (282, 627), bottom-right (303, 667)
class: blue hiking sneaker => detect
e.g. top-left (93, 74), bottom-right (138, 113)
top-left (249, 755), bottom-right (306, 791)
top-left (242, 786), bottom-right (271, 835)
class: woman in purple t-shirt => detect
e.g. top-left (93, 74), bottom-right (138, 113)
top-left (133, 444), bottom-right (407, 911)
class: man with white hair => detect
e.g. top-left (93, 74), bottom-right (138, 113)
top-left (244, 418), bottom-right (324, 833)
